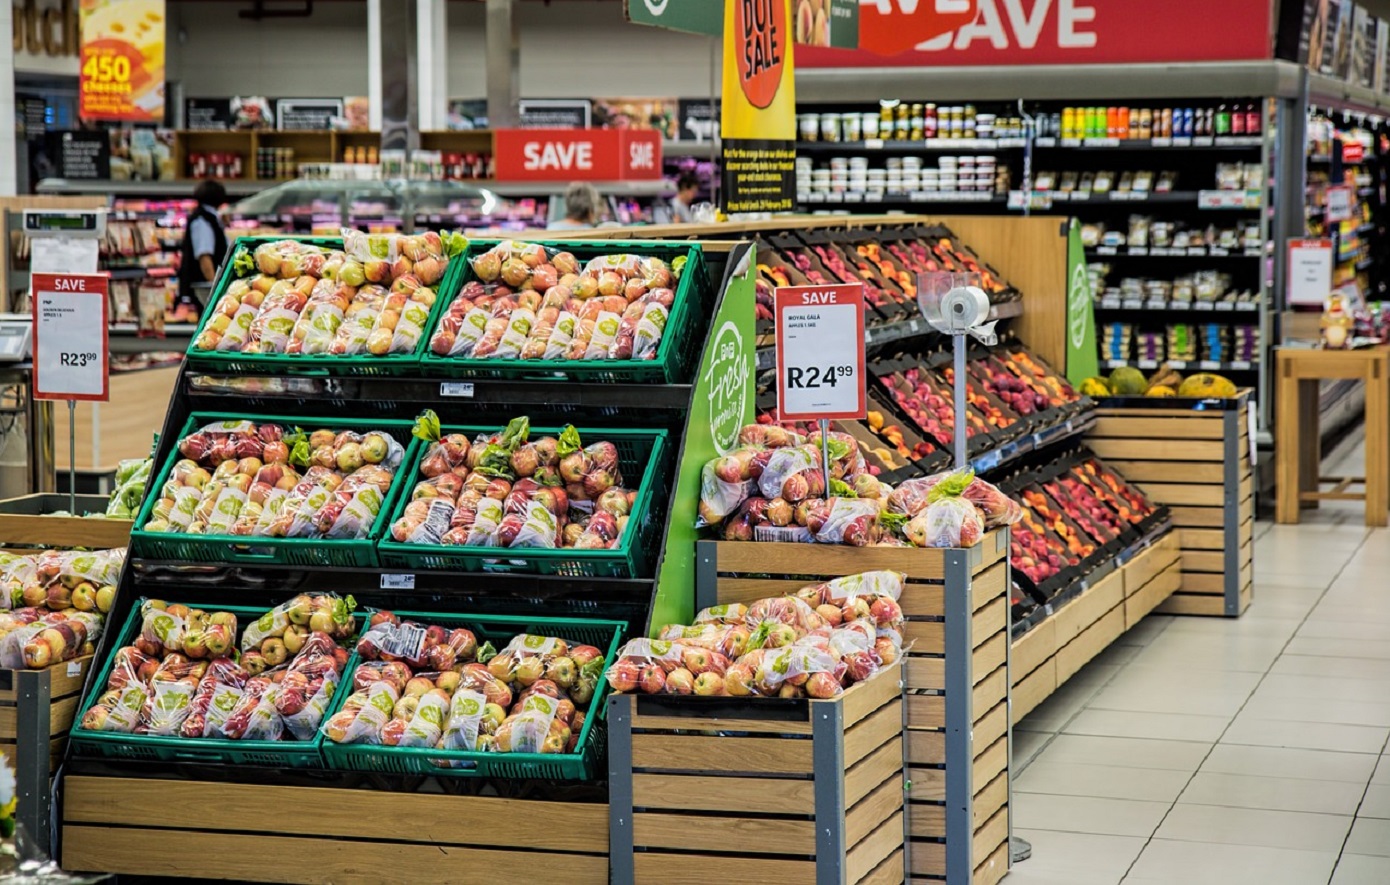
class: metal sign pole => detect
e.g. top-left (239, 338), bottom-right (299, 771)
top-left (818, 417), bottom-right (832, 494)
top-left (953, 334), bottom-right (968, 470)
top-left (67, 399), bottom-right (75, 512)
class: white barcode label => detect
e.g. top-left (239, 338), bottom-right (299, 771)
top-left (380, 573), bottom-right (416, 590)
top-left (382, 623), bottom-right (427, 661)
top-left (440, 382), bottom-right (475, 398)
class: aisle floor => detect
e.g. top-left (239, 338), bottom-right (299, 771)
top-left (1009, 440), bottom-right (1390, 884)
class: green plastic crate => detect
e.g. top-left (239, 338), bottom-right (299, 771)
top-left (68, 600), bottom-right (355, 768)
top-left (418, 240), bottom-right (709, 384)
top-left (375, 425), bottom-right (670, 577)
top-left (320, 610), bottom-right (624, 780)
top-left (128, 412), bottom-right (420, 568)
top-left (184, 235), bottom-right (469, 377)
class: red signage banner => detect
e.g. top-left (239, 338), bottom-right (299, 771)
top-left (492, 129), bottom-right (663, 182)
top-left (861, 0), bottom-right (979, 56)
top-left (798, 0), bottom-right (1273, 68)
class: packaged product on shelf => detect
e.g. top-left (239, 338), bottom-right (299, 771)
top-left (1167, 324), bottom-right (1197, 361)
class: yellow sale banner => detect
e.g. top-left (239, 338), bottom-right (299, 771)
top-left (720, 0), bottom-right (797, 214)
top-left (80, 0), bottom-right (166, 123)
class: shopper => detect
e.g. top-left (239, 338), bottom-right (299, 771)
top-left (549, 182), bottom-right (603, 230)
top-left (178, 180), bottom-right (229, 319)
top-left (670, 172), bottom-right (701, 223)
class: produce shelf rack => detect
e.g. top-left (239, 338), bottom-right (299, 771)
top-left (56, 237), bottom-right (752, 882)
top-left (694, 534), bottom-right (1012, 885)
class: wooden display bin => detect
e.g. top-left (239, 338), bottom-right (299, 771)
top-left (0, 494), bottom-right (130, 549)
top-left (607, 660), bottom-right (905, 885)
top-left (3, 656), bottom-right (94, 850)
top-left (1088, 393), bottom-right (1254, 616)
top-left (63, 779), bottom-right (609, 883)
top-left (693, 533), bottom-right (1011, 885)
top-left (1009, 531), bottom-right (1181, 721)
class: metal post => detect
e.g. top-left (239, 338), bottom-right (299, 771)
top-left (15, 670), bottom-right (52, 856)
top-left (1004, 525), bottom-right (1030, 864)
top-left (66, 399), bottom-right (75, 511)
top-left (943, 551), bottom-right (974, 884)
top-left (953, 335), bottom-right (968, 469)
top-left (608, 696), bottom-right (635, 885)
top-left (1223, 409), bottom-right (1243, 616)
top-left (812, 701), bottom-right (846, 885)
top-left (1266, 89), bottom-right (1308, 437)
top-left (818, 418), bottom-right (831, 495)
top-left (378, 0), bottom-right (420, 165)
top-left (485, 0), bottom-right (520, 129)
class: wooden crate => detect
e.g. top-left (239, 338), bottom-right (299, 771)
top-left (2, 655), bottom-right (94, 851)
top-left (695, 532), bottom-right (1011, 885)
top-left (0, 494), bottom-right (131, 549)
top-left (1089, 393), bottom-right (1255, 617)
top-left (608, 660), bottom-right (905, 885)
top-left (63, 778), bottom-right (609, 884)
top-left (1008, 530), bottom-right (1181, 723)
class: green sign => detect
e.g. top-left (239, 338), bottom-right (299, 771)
top-left (1065, 219), bottom-right (1099, 386)
top-left (648, 245), bottom-right (756, 634)
top-left (624, 0), bottom-right (721, 36)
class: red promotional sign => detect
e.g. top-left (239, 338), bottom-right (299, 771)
top-left (31, 273), bottom-right (109, 402)
top-left (735, 0), bottom-right (788, 108)
top-left (493, 129), bottom-right (663, 182)
top-left (1343, 141), bottom-right (1366, 164)
top-left (798, 0), bottom-right (1273, 68)
top-left (861, 0), bottom-right (979, 56)
top-left (775, 283), bottom-right (866, 421)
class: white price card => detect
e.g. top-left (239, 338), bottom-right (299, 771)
top-left (774, 284), bottom-right (866, 421)
top-left (1286, 239), bottom-right (1334, 307)
top-left (1326, 185), bottom-right (1354, 223)
top-left (32, 273), bottom-right (108, 402)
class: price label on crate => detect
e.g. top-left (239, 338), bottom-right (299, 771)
top-left (31, 273), bottom-right (108, 402)
top-left (775, 284), bottom-right (866, 421)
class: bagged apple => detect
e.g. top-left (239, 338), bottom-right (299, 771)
top-left (287, 277), bottom-right (355, 354)
top-left (438, 688), bottom-right (491, 751)
top-left (141, 679), bottom-right (198, 736)
top-left (322, 680), bottom-right (398, 744)
top-left (904, 470), bottom-right (986, 548)
top-left (328, 284), bottom-right (388, 355)
top-left (802, 497), bottom-right (887, 547)
top-left (469, 240), bottom-right (559, 292)
top-left (221, 678), bottom-right (284, 741)
top-left (244, 275), bottom-right (315, 354)
top-left (604, 638), bottom-right (686, 694)
top-left (240, 592), bottom-right (356, 654)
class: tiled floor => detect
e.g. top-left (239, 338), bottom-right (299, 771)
top-left (1009, 437), bottom-right (1390, 884)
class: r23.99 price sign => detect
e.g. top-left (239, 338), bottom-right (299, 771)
top-left (774, 283), bottom-right (866, 421)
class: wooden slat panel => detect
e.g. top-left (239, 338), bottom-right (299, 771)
top-left (907, 764), bottom-right (946, 802)
top-left (1159, 582), bottom-right (1253, 617)
top-left (634, 812), bottom-right (815, 855)
top-left (975, 736), bottom-right (1008, 787)
top-left (1011, 616), bottom-right (1056, 681)
top-left (907, 693), bottom-right (944, 729)
top-left (0, 512), bottom-right (130, 549)
top-left (847, 810), bottom-right (905, 884)
top-left (713, 578), bottom-right (815, 606)
top-left (1056, 606), bottom-right (1125, 685)
top-left (712, 541), bottom-right (947, 578)
top-left (1104, 460), bottom-right (1226, 483)
top-left (633, 773), bottom-right (814, 813)
top-left (973, 808), bottom-right (1010, 873)
top-left (62, 827), bottom-right (610, 884)
top-left (845, 699), bottom-right (904, 769)
top-left (905, 635), bottom-right (1004, 693)
top-left (903, 620), bottom-right (944, 654)
top-left (846, 736), bottom-right (905, 809)
top-left (635, 852), bottom-right (813, 884)
top-left (909, 839), bottom-right (945, 877)
top-left (973, 771), bottom-right (1009, 831)
top-left (1133, 482), bottom-right (1224, 506)
top-left (49, 656), bottom-right (95, 699)
top-left (973, 666), bottom-right (1007, 720)
top-left (974, 701), bottom-right (1008, 758)
top-left (1088, 438), bottom-right (1226, 461)
top-left (0, 696), bottom-right (79, 739)
top-left (974, 529), bottom-right (1010, 574)
top-left (972, 561), bottom-right (1009, 612)
top-left (1123, 532), bottom-right (1181, 597)
top-left (846, 776), bottom-right (905, 847)
top-left (64, 777), bottom-right (608, 853)
top-left (974, 633), bottom-right (1007, 687)
top-left (900, 582), bottom-right (946, 618)
top-left (1126, 561), bottom-right (1182, 628)
top-left (632, 734), bottom-right (812, 775)
top-left (1091, 416), bottom-right (1225, 440)
top-left (842, 660), bottom-right (904, 727)
top-left (1013, 658), bottom-right (1057, 722)
top-left (859, 847), bottom-right (905, 885)
top-left (630, 709), bottom-right (812, 735)
top-left (907, 698), bottom-right (1004, 766)
top-left (973, 597), bottom-right (1007, 648)
top-left (1168, 505), bottom-right (1226, 528)
top-left (907, 798), bottom-right (946, 839)
top-left (974, 839), bottom-right (1010, 885)
top-left (1055, 569), bottom-right (1124, 645)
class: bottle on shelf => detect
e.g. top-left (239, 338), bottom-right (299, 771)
top-left (1215, 105), bottom-right (1231, 136)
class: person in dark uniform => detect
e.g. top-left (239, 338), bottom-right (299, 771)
top-left (177, 180), bottom-right (228, 320)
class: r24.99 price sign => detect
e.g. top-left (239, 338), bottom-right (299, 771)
top-left (774, 284), bottom-right (866, 421)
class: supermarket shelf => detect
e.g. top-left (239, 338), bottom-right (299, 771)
top-left (968, 411), bottom-right (1096, 475)
top-left (800, 190), bottom-right (1004, 206)
top-left (1087, 246), bottom-right (1262, 259)
top-left (663, 140), bottom-right (718, 159)
top-left (1094, 297), bottom-right (1259, 314)
top-left (104, 266), bottom-right (176, 280)
top-left (1103, 358), bottom-right (1256, 372)
top-left (109, 324), bottom-right (196, 355)
top-left (37, 178), bottom-right (273, 197)
top-left (1034, 135), bottom-right (1264, 150)
top-left (1029, 191), bottom-right (1261, 208)
top-left (753, 300), bottom-right (1025, 371)
top-left (796, 137), bottom-right (1028, 153)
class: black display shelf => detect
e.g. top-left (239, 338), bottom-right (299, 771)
top-left (1093, 297), bottom-right (1259, 314)
top-left (795, 137), bottom-right (1028, 153)
top-left (1102, 357), bottom-right (1256, 372)
top-left (1035, 135), bottom-right (1264, 150)
top-left (1087, 245), bottom-right (1262, 259)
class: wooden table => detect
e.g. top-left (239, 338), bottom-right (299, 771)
top-left (1276, 346), bottom-right (1390, 526)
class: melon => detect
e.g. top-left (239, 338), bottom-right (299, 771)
top-left (1107, 366), bottom-right (1148, 396)
top-left (1078, 377), bottom-right (1111, 397)
top-left (1177, 373), bottom-right (1237, 398)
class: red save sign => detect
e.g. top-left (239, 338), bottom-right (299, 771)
top-left (775, 283), bottom-right (866, 421)
top-left (493, 129), bottom-right (663, 182)
top-left (861, 0), bottom-right (980, 56)
top-left (31, 273), bottom-right (109, 402)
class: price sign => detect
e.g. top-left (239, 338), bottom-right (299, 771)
top-left (1326, 185), bottom-right (1354, 223)
top-left (775, 284), bottom-right (866, 421)
top-left (32, 273), bottom-right (108, 402)
top-left (1287, 239), bottom-right (1334, 307)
